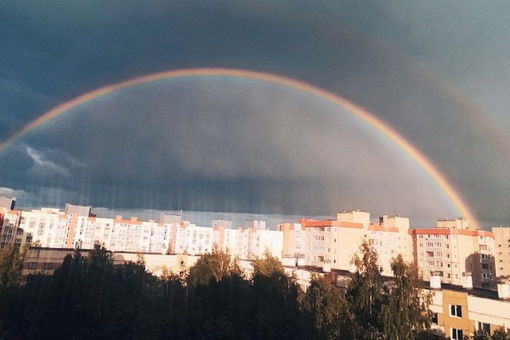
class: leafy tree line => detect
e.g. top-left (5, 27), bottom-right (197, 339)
top-left (0, 241), bottom-right (439, 339)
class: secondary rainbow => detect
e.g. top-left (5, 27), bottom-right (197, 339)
top-left (0, 68), bottom-right (479, 229)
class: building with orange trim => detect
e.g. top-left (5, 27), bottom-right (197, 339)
top-left (410, 218), bottom-right (496, 289)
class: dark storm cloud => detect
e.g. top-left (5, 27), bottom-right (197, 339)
top-left (0, 1), bottom-right (509, 226)
top-left (1, 78), bottom-right (453, 221)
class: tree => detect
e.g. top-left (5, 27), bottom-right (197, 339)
top-left (381, 254), bottom-right (433, 339)
top-left (0, 245), bottom-right (23, 299)
top-left (492, 328), bottom-right (510, 340)
top-left (345, 239), bottom-right (385, 339)
top-left (250, 250), bottom-right (305, 339)
top-left (467, 328), bottom-right (510, 340)
top-left (252, 249), bottom-right (285, 277)
top-left (187, 248), bottom-right (242, 287)
top-left (303, 273), bottom-right (352, 340)
top-left (470, 329), bottom-right (492, 340)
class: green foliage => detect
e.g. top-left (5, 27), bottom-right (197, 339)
top-left (346, 239), bottom-right (385, 339)
top-left (471, 329), bottom-right (492, 340)
top-left (0, 245), bottom-right (23, 299)
top-left (252, 249), bottom-right (285, 276)
top-left (303, 273), bottom-right (352, 340)
top-left (492, 328), bottom-right (510, 340)
top-left (250, 250), bottom-right (305, 339)
top-left (187, 247), bottom-right (242, 287)
top-left (381, 254), bottom-right (433, 339)
top-left (467, 328), bottom-right (510, 340)
top-left (0, 244), bottom-right (446, 339)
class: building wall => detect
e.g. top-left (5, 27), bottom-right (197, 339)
top-left (411, 226), bottom-right (496, 289)
top-left (279, 222), bottom-right (304, 258)
top-left (0, 209), bottom-right (21, 248)
top-left (442, 290), bottom-right (470, 338)
top-left (492, 227), bottom-right (510, 279)
top-left (467, 294), bottom-right (510, 334)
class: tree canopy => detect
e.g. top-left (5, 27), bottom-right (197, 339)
top-left (0, 243), bottom-right (440, 339)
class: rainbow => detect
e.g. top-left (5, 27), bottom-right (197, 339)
top-left (0, 68), bottom-right (479, 229)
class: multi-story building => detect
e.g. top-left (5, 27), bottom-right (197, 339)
top-left (296, 211), bottom-right (411, 274)
top-left (492, 226), bottom-right (510, 279)
top-left (300, 218), bottom-right (365, 271)
top-left (278, 222), bottom-right (305, 258)
top-left (410, 218), bottom-right (496, 289)
top-left (428, 286), bottom-right (510, 339)
top-left (0, 208), bottom-right (21, 248)
top-left (368, 214), bottom-right (412, 276)
top-left (15, 208), bottom-right (69, 249)
top-left (247, 228), bottom-right (283, 259)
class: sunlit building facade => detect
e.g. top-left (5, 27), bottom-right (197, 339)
top-left (491, 226), bottom-right (510, 279)
top-left (410, 218), bottom-right (496, 289)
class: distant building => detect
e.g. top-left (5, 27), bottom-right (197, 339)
top-left (65, 203), bottom-right (91, 217)
top-left (0, 196), bottom-right (16, 210)
top-left (245, 219), bottom-right (266, 230)
top-left (212, 219), bottom-right (232, 228)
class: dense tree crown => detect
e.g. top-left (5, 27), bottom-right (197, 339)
top-left (0, 242), bottom-right (445, 339)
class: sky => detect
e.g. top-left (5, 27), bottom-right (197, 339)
top-left (0, 1), bottom-right (509, 228)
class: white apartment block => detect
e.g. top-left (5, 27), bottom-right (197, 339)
top-left (299, 218), bottom-right (365, 271)
top-left (295, 211), bottom-right (411, 274)
top-left (17, 208), bottom-right (69, 249)
top-left (148, 221), bottom-right (172, 254)
top-left (247, 228), bottom-right (283, 259)
top-left (368, 215), bottom-right (412, 276)
top-left (0, 208), bottom-right (21, 248)
top-left (411, 219), bottom-right (496, 289)
top-left (279, 222), bottom-right (305, 258)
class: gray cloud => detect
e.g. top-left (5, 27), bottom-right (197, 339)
top-left (0, 1), bottom-right (509, 227)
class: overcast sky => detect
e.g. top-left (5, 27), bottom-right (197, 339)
top-left (1, 1), bottom-right (509, 228)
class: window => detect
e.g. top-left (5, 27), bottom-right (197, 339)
top-left (450, 304), bottom-right (462, 317)
top-left (431, 312), bottom-right (438, 324)
top-left (451, 328), bottom-right (463, 340)
top-left (477, 322), bottom-right (491, 333)
top-left (27, 262), bottom-right (38, 269)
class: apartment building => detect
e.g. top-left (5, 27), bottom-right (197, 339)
top-left (247, 228), bottom-right (283, 259)
top-left (367, 214), bottom-right (412, 276)
top-left (294, 211), bottom-right (412, 275)
top-left (299, 218), bottom-right (365, 271)
top-left (278, 222), bottom-right (305, 258)
top-left (492, 226), bottom-right (510, 279)
top-left (0, 208), bottom-right (21, 248)
top-left (17, 208), bottom-right (69, 248)
top-left (410, 218), bottom-right (496, 289)
top-left (428, 287), bottom-right (510, 339)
